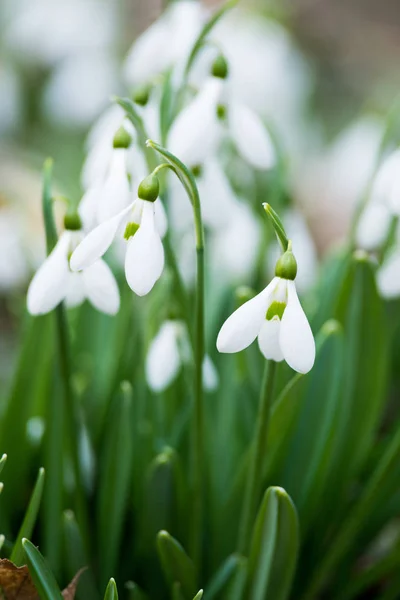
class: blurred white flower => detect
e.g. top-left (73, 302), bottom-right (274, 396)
top-left (377, 248), bottom-right (400, 299)
top-left (217, 275), bottom-right (315, 374)
top-left (124, 0), bottom-right (207, 86)
top-left (168, 73), bottom-right (275, 170)
top-left (5, 0), bottom-right (116, 66)
top-left (71, 198), bottom-right (165, 297)
top-left (146, 320), bottom-right (218, 392)
top-left (42, 53), bottom-right (120, 128)
top-left (0, 209), bottom-right (29, 291)
top-left (27, 229), bottom-right (120, 315)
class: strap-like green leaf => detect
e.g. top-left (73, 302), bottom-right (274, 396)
top-left (104, 578), bottom-right (118, 600)
top-left (246, 487), bottom-right (299, 600)
top-left (63, 510), bottom-right (99, 600)
top-left (22, 538), bottom-right (63, 600)
top-left (11, 468), bottom-right (45, 566)
top-left (157, 530), bottom-right (197, 600)
top-left (97, 382), bottom-right (134, 588)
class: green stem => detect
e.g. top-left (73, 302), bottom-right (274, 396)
top-left (237, 360), bottom-right (277, 555)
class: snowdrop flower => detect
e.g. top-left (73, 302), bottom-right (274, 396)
top-left (146, 320), bottom-right (218, 392)
top-left (377, 248), bottom-right (400, 299)
top-left (217, 243), bottom-right (315, 374)
top-left (356, 148), bottom-right (400, 251)
top-left (71, 174), bottom-right (165, 296)
top-left (27, 212), bottom-right (119, 316)
top-left (168, 55), bottom-right (275, 170)
top-left (123, 0), bottom-right (207, 86)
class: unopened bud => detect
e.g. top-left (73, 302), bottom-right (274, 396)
top-left (211, 54), bottom-right (229, 79)
top-left (113, 126), bottom-right (132, 149)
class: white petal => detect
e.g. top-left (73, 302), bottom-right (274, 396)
top-left (198, 159), bottom-right (237, 229)
top-left (280, 280), bottom-right (315, 373)
top-left (125, 201), bottom-right (165, 296)
top-left (229, 102), bottom-right (275, 170)
top-left (27, 232), bottom-right (70, 315)
top-left (216, 278), bottom-right (278, 353)
top-left (356, 202), bottom-right (391, 251)
top-left (97, 149), bottom-right (131, 223)
top-left (145, 321), bottom-right (181, 392)
top-left (64, 272), bottom-right (86, 308)
top-left (82, 259), bottom-right (120, 314)
top-left (70, 203), bottom-right (134, 271)
top-left (168, 77), bottom-right (223, 166)
top-left (78, 184), bottom-right (101, 231)
top-left (377, 251), bottom-right (400, 298)
top-left (203, 355), bottom-right (219, 391)
top-left (154, 198), bottom-right (168, 238)
top-left (257, 317), bottom-right (284, 362)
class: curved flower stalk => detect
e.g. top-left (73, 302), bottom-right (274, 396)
top-left (146, 320), bottom-right (219, 393)
top-left (168, 55), bottom-right (275, 170)
top-left (123, 0), bottom-right (207, 86)
top-left (71, 174), bottom-right (165, 296)
top-left (217, 239), bottom-right (315, 374)
top-left (27, 214), bottom-right (120, 316)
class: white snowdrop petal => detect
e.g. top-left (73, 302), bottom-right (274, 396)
top-left (217, 278), bottom-right (278, 353)
top-left (198, 159), bottom-right (237, 229)
top-left (257, 317), bottom-right (284, 362)
top-left (154, 198), bottom-right (168, 238)
top-left (356, 202), bottom-right (391, 251)
top-left (123, 16), bottom-right (171, 85)
top-left (97, 149), bottom-right (131, 223)
top-left (280, 280), bottom-right (315, 374)
top-left (70, 203), bottom-right (134, 271)
top-left (82, 259), bottom-right (120, 315)
top-left (229, 102), bottom-right (275, 170)
top-left (168, 77), bottom-right (223, 166)
top-left (377, 251), bottom-right (400, 299)
top-left (64, 272), bottom-right (86, 308)
top-left (145, 321), bottom-right (181, 392)
top-left (203, 355), bottom-right (219, 391)
top-left (27, 232), bottom-right (70, 315)
top-left (125, 201), bottom-right (165, 296)
top-left (78, 184), bottom-right (101, 231)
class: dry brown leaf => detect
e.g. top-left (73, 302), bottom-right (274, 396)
top-left (0, 558), bottom-right (85, 600)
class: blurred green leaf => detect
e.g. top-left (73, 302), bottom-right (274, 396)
top-left (0, 454), bottom-right (7, 476)
top-left (125, 581), bottom-right (149, 600)
top-left (97, 382), bottom-right (134, 587)
top-left (11, 468), bottom-right (45, 566)
top-left (246, 487), bottom-right (299, 600)
top-left (104, 578), bottom-right (118, 600)
top-left (193, 591), bottom-right (203, 600)
top-left (22, 538), bottom-right (63, 599)
top-left (203, 554), bottom-right (243, 600)
top-left (157, 530), bottom-right (197, 600)
top-left (63, 510), bottom-right (99, 600)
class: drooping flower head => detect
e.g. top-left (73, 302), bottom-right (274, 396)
top-left (71, 173), bottom-right (166, 296)
top-left (27, 209), bottom-right (120, 315)
top-left (217, 241), bottom-right (315, 373)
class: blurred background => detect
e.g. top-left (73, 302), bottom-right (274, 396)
top-left (1, 0), bottom-right (400, 389)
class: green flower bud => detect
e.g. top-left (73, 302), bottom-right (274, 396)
top-left (211, 54), bottom-right (229, 79)
top-left (64, 209), bottom-right (82, 231)
top-left (138, 174), bottom-right (160, 202)
top-left (133, 83), bottom-right (151, 106)
top-left (113, 126), bottom-right (132, 149)
top-left (275, 241), bottom-right (298, 280)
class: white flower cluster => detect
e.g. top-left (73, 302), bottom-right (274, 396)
top-left (26, 0), bottom-right (318, 385)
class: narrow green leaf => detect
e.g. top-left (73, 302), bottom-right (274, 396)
top-left (22, 538), bottom-right (63, 600)
top-left (11, 468), bottom-right (45, 565)
top-left (104, 578), bottom-right (118, 600)
top-left (173, 582), bottom-right (186, 600)
top-left (157, 530), bottom-right (197, 600)
top-left (63, 510), bottom-right (99, 600)
top-left (42, 158), bottom-right (57, 253)
top-left (204, 554), bottom-right (243, 600)
top-left (193, 591), bottom-right (203, 600)
top-left (0, 454), bottom-right (7, 476)
top-left (97, 382), bottom-right (134, 587)
top-left (246, 487), bottom-right (299, 600)
top-left (262, 203), bottom-right (289, 251)
top-left (0, 535), bottom-right (5, 551)
top-left (116, 97), bottom-right (157, 171)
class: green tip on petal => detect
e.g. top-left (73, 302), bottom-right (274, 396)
top-left (211, 54), bottom-right (229, 79)
top-left (138, 174), bottom-right (160, 202)
top-left (275, 241), bottom-right (298, 280)
top-left (113, 126), bottom-right (132, 149)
